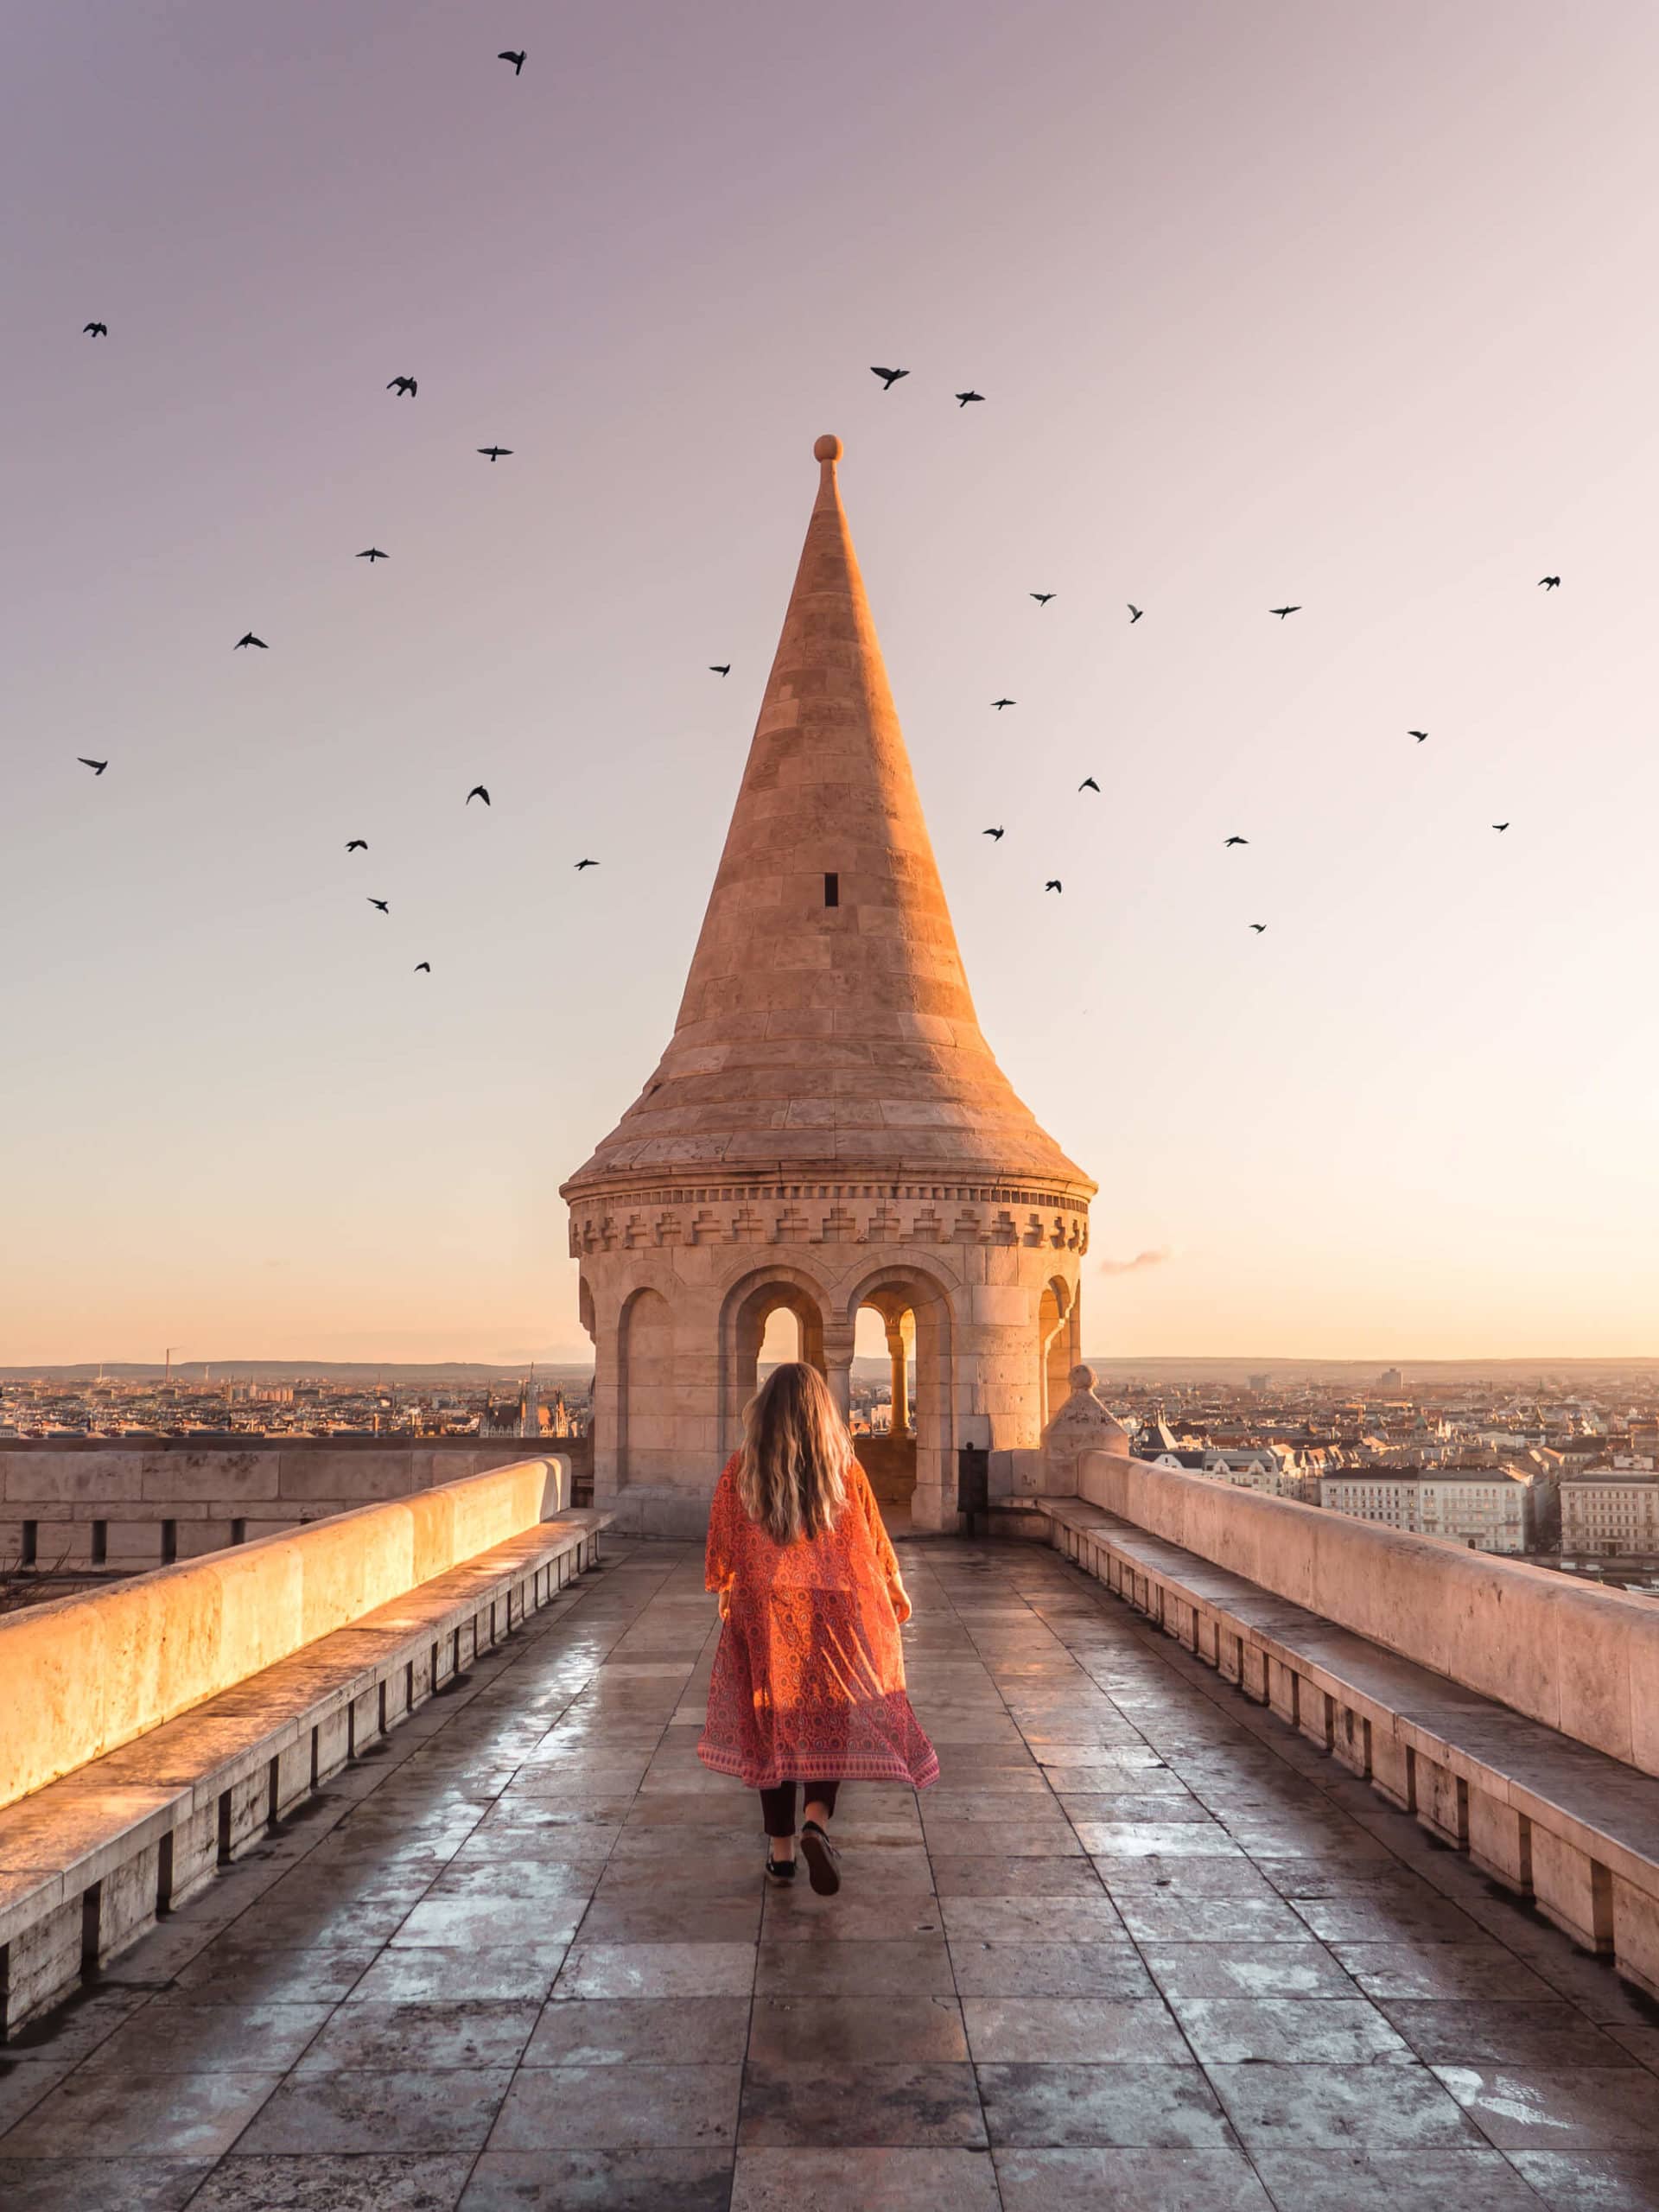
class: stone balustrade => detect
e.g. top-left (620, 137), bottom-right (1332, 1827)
top-left (0, 1461), bottom-right (609, 2033)
top-left (1048, 1452), bottom-right (1659, 2002)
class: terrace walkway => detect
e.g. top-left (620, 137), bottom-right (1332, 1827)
top-left (3, 1537), bottom-right (1658, 2212)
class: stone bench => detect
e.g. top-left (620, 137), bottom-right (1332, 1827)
top-left (1044, 1496), bottom-right (1659, 2003)
top-left (0, 1509), bottom-right (609, 2036)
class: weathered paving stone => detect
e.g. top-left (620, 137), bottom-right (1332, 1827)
top-left (1249, 2147), bottom-right (1542, 2209)
top-left (731, 2145), bottom-right (1001, 2211)
top-left (738, 2060), bottom-right (988, 2147)
top-left (523, 1996), bottom-right (752, 2065)
top-left (1206, 2061), bottom-right (1482, 2152)
top-left (0, 2159), bottom-right (215, 2212)
top-left (749, 1994), bottom-right (969, 2065)
top-left (753, 1937), bottom-right (955, 1997)
top-left (991, 2145), bottom-right (1276, 2212)
top-left (976, 2060), bottom-right (1232, 2148)
top-left (1378, 1999), bottom-right (1643, 2068)
top-left (963, 1996), bottom-right (1188, 2063)
top-left (295, 1999), bottom-right (541, 2073)
top-left (81, 2002), bottom-right (333, 2075)
top-left (0, 2072), bottom-right (286, 2158)
top-left (235, 2066), bottom-right (514, 2155)
top-left (1431, 2065), bottom-right (1659, 2150)
top-left (946, 1941), bottom-right (1159, 2000)
top-left (346, 1947), bottom-right (569, 2005)
top-left (488, 2063), bottom-right (742, 2150)
top-left (461, 2149), bottom-right (734, 2212)
top-left (187, 2153), bottom-right (476, 2210)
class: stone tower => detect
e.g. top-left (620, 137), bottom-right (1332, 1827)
top-left (562, 435), bottom-right (1095, 1535)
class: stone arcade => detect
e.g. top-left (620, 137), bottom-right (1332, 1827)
top-left (562, 435), bottom-right (1096, 1535)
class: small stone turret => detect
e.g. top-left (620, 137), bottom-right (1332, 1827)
top-left (1041, 1365), bottom-right (1132, 1495)
top-left (562, 437), bottom-right (1096, 1535)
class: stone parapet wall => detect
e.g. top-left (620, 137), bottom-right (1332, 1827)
top-left (1047, 1493), bottom-right (1659, 2005)
top-left (0, 1455), bottom-right (571, 1811)
top-left (1077, 1451), bottom-right (1659, 1777)
top-left (0, 1435), bottom-right (592, 1572)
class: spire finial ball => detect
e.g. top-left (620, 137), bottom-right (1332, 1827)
top-left (814, 434), bottom-right (842, 463)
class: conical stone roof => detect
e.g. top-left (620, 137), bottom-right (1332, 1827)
top-left (563, 435), bottom-right (1094, 1201)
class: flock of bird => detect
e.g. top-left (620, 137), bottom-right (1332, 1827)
top-left (63, 58), bottom-right (1559, 967)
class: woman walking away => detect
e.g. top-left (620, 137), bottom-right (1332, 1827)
top-left (698, 1361), bottom-right (938, 1893)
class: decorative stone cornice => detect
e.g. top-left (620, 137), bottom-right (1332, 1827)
top-left (567, 1184), bottom-right (1090, 1260)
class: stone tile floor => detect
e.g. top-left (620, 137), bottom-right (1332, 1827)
top-left (3, 1536), bottom-right (1659, 2210)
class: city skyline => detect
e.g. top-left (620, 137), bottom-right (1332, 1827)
top-left (7, 3), bottom-right (1659, 1363)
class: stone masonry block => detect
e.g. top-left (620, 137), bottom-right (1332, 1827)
top-left (168, 1802), bottom-right (219, 1910)
top-left (313, 1710), bottom-right (351, 1787)
top-left (1612, 1873), bottom-right (1659, 2003)
top-left (1333, 1707), bottom-right (1371, 1778)
top-left (1371, 1732), bottom-right (1414, 1813)
top-left (3, 1895), bottom-right (82, 2031)
top-left (1415, 1758), bottom-right (1468, 1848)
top-left (1468, 1789), bottom-right (1532, 1894)
top-left (98, 1841), bottom-right (161, 1966)
top-left (1532, 1826), bottom-right (1615, 1955)
top-left (272, 1738), bottom-right (311, 1819)
top-left (222, 1771), bottom-right (267, 1859)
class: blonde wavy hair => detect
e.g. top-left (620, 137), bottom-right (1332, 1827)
top-left (737, 1361), bottom-right (854, 1543)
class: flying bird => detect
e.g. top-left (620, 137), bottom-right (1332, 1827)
top-left (477, 446), bottom-right (512, 461)
top-left (992, 697), bottom-right (1015, 709)
top-left (1269, 606), bottom-right (1301, 620)
top-left (78, 757), bottom-right (107, 775)
top-left (1224, 836), bottom-right (1249, 847)
top-left (498, 48), bottom-right (526, 73)
top-left (1078, 778), bottom-right (1099, 793)
top-left (1045, 880), bottom-right (1062, 893)
top-left (467, 785), bottom-right (490, 806)
top-left (1128, 604), bottom-right (1143, 623)
top-left (983, 826), bottom-right (1004, 840)
top-left (709, 664), bottom-right (730, 677)
top-left (1030, 592), bottom-right (1055, 606)
top-left (1492, 822), bottom-right (1510, 832)
top-left (386, 377), bottom-right (416, 397)
top-left (368, 898), bottom-right (390, 912)
top-left (955, 391), bottom-right (985, 407)
top-left (414, 962), bottom-right (431, 973)
top-left (1538, 576), bottom-right (1560, 589)
top-left (345, 839), bottom-right (367, 852)
top-left (870, 366), bottom-right (908, 390)
top-left (83, 321), bottom-right (108, 337)
top-left (234, 632), bottom-right (266, 650)
top-left (357, 547), bottom-right (388, 563)
top-left (1249, 923), bottom-right (1267, 934)
top-left (575, 858), bottom-right (599, 871)
top-left (1409, 729), bottom-right (1428, 742)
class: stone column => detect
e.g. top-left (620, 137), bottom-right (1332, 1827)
top-left (887, 1320), bottom-right (910, 1437)
top-left (823, 1322), bottom-right (856, 1426)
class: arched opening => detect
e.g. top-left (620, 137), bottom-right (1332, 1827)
top-left (852, 1299), bottom-right (918, 1529)
top-left (1039, 1276), bottom-right (1075, 1429)
top-left (843, 1265), bottom-right (955, 1535)
top-left (758, 1306), bottom-right (803, 1371)
top-left (719, 1271), bottom-right (829, 1457)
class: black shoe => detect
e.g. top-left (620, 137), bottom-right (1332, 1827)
top-left (799, 1819), bottom-right (842, 1896)
top-left (765, 1852), bottom-right (798, 1885)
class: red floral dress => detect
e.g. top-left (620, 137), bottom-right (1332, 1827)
top-left (697, 1454), bottom-right (939, 1791)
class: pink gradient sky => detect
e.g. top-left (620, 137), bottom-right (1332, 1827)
top-left (4, 3), bottom-right (1658, 1365)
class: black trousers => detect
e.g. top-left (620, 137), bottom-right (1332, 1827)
top-left (759, 1780), bottom-right (840, 1839)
